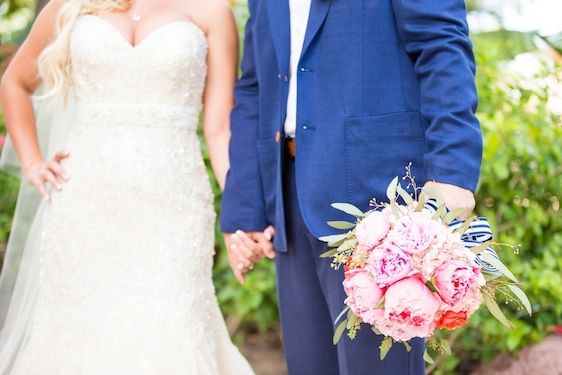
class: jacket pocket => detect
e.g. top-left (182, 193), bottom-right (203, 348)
top-left (344, 111), bottom-right (427, 202)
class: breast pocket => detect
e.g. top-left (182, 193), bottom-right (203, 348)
top-left (344, 111), bottom-right (427, 202)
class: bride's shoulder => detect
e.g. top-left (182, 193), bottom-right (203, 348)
top-left (186, 0), bottom-right (235, 34)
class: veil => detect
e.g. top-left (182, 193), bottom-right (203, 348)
top-left (0, 89), bottom-right (77, 372)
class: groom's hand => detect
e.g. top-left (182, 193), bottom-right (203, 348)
top-left (224, 226), bottom-right (276, 284)
top-left (425, 181), bottom-right (475, 219)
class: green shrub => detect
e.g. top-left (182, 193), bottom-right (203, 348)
top-left (430, 36), bottom-right (562, 374)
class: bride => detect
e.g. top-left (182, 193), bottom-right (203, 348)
top-left (0, 0), bottom-right (260, 373)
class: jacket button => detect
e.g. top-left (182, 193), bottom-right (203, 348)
top-left (275, 132), bottom-right (281, 142)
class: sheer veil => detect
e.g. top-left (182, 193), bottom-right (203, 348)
top-left (0, 89), bottom-right (77, 372)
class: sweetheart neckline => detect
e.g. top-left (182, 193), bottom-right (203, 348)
top-left (82, 15), bottom-right (207, 50)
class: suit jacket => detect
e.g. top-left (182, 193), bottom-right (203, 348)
top-left (221, 0), bottom-right (483, 252)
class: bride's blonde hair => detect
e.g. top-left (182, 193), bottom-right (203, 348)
top-left (38, 0), bottom-right (130, 98)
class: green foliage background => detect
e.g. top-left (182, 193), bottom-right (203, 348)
top-left (1, 1), bottom-right (561, 373)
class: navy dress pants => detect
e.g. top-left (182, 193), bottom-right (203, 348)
top-left (275, 153), bottom-right (425, 375)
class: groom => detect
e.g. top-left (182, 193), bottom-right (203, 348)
top-left (222, 0), bottom-right (482, 374)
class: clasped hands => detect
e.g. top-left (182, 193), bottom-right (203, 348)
top-left (224, 226), bottom-right (276, 284)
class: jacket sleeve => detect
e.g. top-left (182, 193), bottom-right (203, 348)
top-left (392, 0), bottom-right (483, 192)
top-left (221, 0), bottom-right (268, 233)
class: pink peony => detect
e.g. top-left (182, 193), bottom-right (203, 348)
top-left (372, 274), bottom-right (442, 341)
top-left (343, 268), bottom-right (385, 323)
top-left (414, 229), bottom-right (467, 279)
top-left (444, 283), bottom-right (483, 316)
top-left (434, 260), bottom-right (481, 306)
top-left (355, 211), bottom-right (391, 250)
top-left (388, 211), bottom-right (437, 255)
top-left (367, 243), bottom-right (413, 287)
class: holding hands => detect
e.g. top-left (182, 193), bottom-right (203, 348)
top-left (224, 226), bottom-right (275, 284)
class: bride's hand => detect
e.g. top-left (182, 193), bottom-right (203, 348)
top-left (23, 151), bottom-right (70, 200)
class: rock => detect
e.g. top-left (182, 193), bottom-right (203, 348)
top-left (472, 336), bottom-right (562, 375)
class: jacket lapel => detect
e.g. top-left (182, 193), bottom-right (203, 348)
top-left (301, 0), bottom-right (332, 59)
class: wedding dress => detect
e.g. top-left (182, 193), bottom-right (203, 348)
top-left (0, 15), bottom-right (254, 374)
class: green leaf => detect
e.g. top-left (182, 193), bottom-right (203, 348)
top-left (414, 195), bottom-right (426, 212)
top-left (379, 336), bottom-right (393, 360)
top-left (327, 220), bottom-right (356, 230)
top-left (319, 248), bottom-right (338, 258)
top-left (319, 233), bottom-right (347, 245)
top-left (331, 203), bottom-right (365, 218)
top-left (396, 184), bottom-right (414, 207)
top-left (480, 252), bottom-right (518, 282)
top-left (431, 203), bottom-right (447, 221)
top-left (442, 207), bottom-right (468, 224)
top-left (333, 319), bottom-right (348, 345)
top-left (483, 292), bottom-right (514, 329)
top-left (334, 306), bottom-right (350, 324)
top-left (372, 326), bottom-right (382, 336)
top-left (507, 284), bottom-right (532, 316)
top-left (403, 341), bottom-right (412, 352)
top-left (386, 176), bottom-right (399, 201)
top-left (453, 216), bottom-right (476, 235)
top-left (421, 184), bottom-right (444, 207)
top-left (423, 349), bottom-right (434, 364)
top-left (470, 241), bottom-right (492, 255)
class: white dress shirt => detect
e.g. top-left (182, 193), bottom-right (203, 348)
top-left (284, 0), bottom-right (312, 138)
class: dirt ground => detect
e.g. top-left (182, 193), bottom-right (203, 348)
top-left (241, 332), bottom-right (562, 375)
top-left (240, 331), bottom-right (288, 375)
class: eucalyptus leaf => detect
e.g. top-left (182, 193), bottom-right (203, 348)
top-left (507, 284), bottom-right (532, 316)
top-left (480, 252), bottom-right (518, 282)
top-left (396, 184), bottom-right (414, 206)
top-left (414, 195), bottom-right (426, 212)
top-left (319, 234), bottom-right (347, 244)
top-left (379, 336), bottom-right (393, 360)
top-left (327, 220), bottom-right (356, 230)
top-left (483, 292), bottom-right (514, 329)
top-left (443, 207), bottom-right (468, 224)
top-left (334, 306), bottom-right (350, 324)
top-left (403, 341), bottom-right (411, 352)
top-left (453, 216), bottom-right (476, 235)
top-left (333, 319), bottom-right (348, 345)
top-left (431, 204), bottom-right (447, 221)
top-left (320, 249), bottom-right (338, 258)
top-left (331, 203), bottom-right (365, 218)
top-left (423, 349), bottom-right (434, 364)
top-left (470, 241), bottom-right (492, 255)
top-left (386, 176), bottom-right (399, 201)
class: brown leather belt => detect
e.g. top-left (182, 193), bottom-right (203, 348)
top-left (286, 138), bottom-right (296, 158)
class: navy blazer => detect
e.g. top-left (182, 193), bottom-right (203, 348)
top-left (221, 0), bottom-right (482, 252)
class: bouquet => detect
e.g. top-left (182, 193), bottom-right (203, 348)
top-left (320, 167), bottom-right (531, 361)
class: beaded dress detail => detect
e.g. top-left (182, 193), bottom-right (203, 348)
top-left (9, 16), bottom-right (254, 374)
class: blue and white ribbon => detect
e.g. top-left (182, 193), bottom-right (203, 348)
top-left (424, 200), bottom-right (500, 273)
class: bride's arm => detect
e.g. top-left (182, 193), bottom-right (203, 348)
top-left (0, 0), bottom-right (67, 199)
top-left (201, 2), bottom-right (239, 190)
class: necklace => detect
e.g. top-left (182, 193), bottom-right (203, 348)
top-left (132, 13), bottom-right (141, 21)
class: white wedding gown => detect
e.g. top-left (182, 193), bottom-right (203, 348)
top-left (1, 15), bottom-right (254, 374)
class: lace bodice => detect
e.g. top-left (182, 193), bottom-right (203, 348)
top-left (71, 15), bottom-right (208, 110)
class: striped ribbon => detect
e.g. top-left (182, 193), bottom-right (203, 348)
top-left (424, 200), bottom-right (500, 273)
